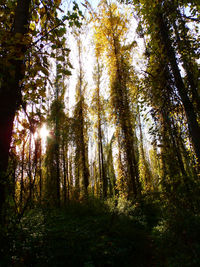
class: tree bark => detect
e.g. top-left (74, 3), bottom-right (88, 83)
top-left (172, 14), bottom-right (200, 115)
top-left (157, 12), bottom-right (200, 163)
top-left (0, 0), bottom-right (31, 222)
top-left (38, 138), bottom-right (42, 204)
top-left (96, 62), bottom-right (107, 198)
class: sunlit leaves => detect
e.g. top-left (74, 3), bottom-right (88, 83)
top-left (94, 3), bottom-right (128, 62)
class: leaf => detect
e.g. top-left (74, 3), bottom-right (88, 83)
top-left (30, 22), bottom-right (36, 31)
top-left (62, 69), bottom-right (71, 76)
top-left (15, 139), bottom-right (22, 146)
top-left (40, 90), bottom-right (46, 98)
top-left (43, 56), bottom-right (48, 66)
top-left (35, 79), bottom-right (44, 87)
top-left (68, 62), bottom-right (73, 69)
top-left (40, 66), bottom-right (49, 76)
top-left (51, 44), bottom-right (57, 50)
top-left (57, 27), bottom-right (66, 37)
top-left (57, 56), bottom-right (65, 61)
top-left (51, 52), bottom-right (56, 58)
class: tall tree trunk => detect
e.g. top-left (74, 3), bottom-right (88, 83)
top-left (96, 67), bottom-right (107, 198)
top-left (69, 155), bottom-right (73, 198)
top-left (75, 155), bottom-right (80, 198)
top-left (172, 6), bottom-right (200, 114)
top-left (63, 150), bottom-right (67, 204)
top-left (66, 155), bottom-right (69, 202)
top-left (138, 111), bottom-right (152, 188)
top-left (157, 12), bottom-right (200, 163)
top-left (28, 133), bottom-right (32, 202)
top-left (99, 132), bottom-right (107, 198)
top-left (55, 141), bottom-right (60, 206)
top-left (107, 140), bottom-right (116, 196)
top-left (11, 149), bottom-right (17, 204)
top-left (38, 138), bottom-right (42, 204)
top-left (62, 143), bottom-right (69, 204)
top-left (113, 36), bottom-right (140, 197)
top-left (79, 108), bottom-right (89, 196)
top-left (20, 141), bottom-right (25, 209)
top-left (76, 37), bottom-right (89, 197)
top-left (0, 0), bottom-right (31, 222)
top-left (55, 60), bottom-right (61, 207)
top-left (98, 137), bottom-right (103, 198)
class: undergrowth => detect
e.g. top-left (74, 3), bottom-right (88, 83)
top-left (1, 195), bottom-right (200, 266)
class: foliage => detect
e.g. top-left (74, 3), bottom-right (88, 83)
top-left (0, 1), bottom-right (200, 266)
top-left (2, 195), bottom-right (200, 266)
top-left (1, 199), bottom-right (152, 266)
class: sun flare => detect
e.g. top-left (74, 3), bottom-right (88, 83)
top-left (39, 124), bottom-right (49, 139)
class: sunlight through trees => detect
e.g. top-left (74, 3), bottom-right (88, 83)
top-left (0, 0), bottom-right (200, 265)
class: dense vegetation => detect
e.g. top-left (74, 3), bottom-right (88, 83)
top-left (0, 0), bottom-right (200, 266)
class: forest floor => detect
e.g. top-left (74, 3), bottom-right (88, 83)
top-left (1, 196), bottom-right (200, 266)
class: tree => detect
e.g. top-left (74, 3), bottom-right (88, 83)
top-left (0, 0), bottom-right (32, 222)
top-left (122, 0), bottom-right (200, 167)
top-left (45, 62), bottom-right (68, 206)
top-left (91, 58), bottom-right (107, 198)
top-left (138, 111), bottom-right (152, 191)
top-left (93, 1), bottom-right (140, 198)
top-left (0, 0), bottom-right (82, 221)
top-left (73, 33), bottom-right (90, 198)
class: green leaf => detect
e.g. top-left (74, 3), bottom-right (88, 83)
top-left (15, 139), bottom-right (22, 146)
top-left (57, 56), bottom-right (65, 61)
top-left (40, 66), bottom-right (49, 76)
top-left (51, 44), bottom-right (57, 50)
top-left (62, 69), bottom-right (71, 75)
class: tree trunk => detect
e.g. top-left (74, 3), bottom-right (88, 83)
top-left (157, 12), bottom-right (200, 163)
top-left (138, 111), bottom-right (152, 188)
top-left (96, 77), bottom-right (107, 198)
top-left (28, 133), bottom-right (32, 202)
top-left (38, 138), bottom-right (42, 204)
top-left (55, 142), bottom-right (60, 206)
top-left (62, 143), bottom-right (69, 204)
top-left (0, 0), bottom-right (31, 222)
top-left (172, 6), bottom-right (200, 114)
top-left (69, 155), bottom-right (73, 197)
top-left (20, 141), bottom-right (25, 209)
